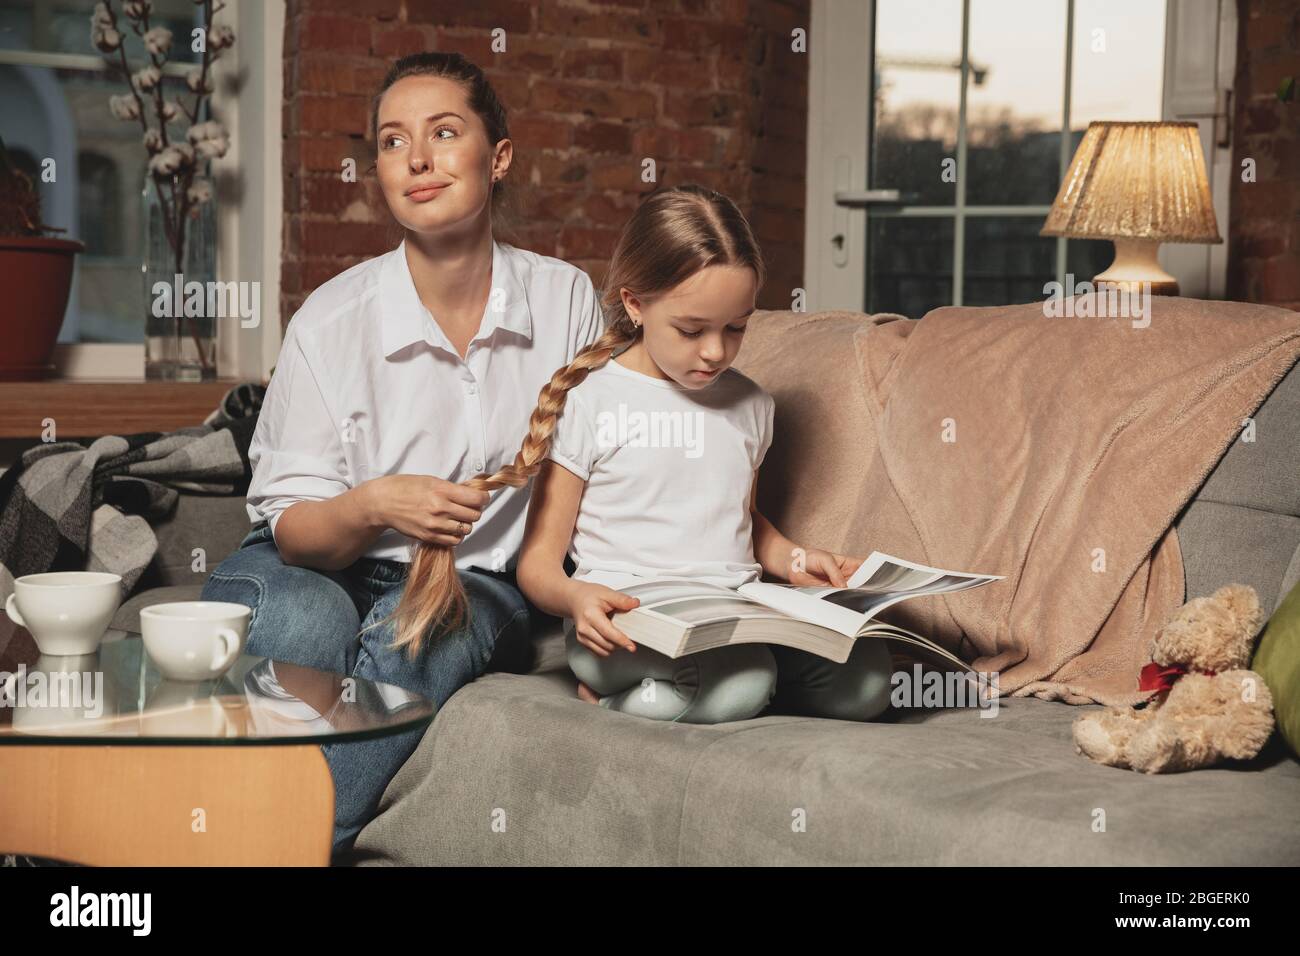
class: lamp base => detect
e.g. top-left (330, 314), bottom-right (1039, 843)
top-left (1093, 238), bottom-right (1179, 296)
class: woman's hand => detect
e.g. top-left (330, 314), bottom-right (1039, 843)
top-left (790, 548), bottom-right (864, 588)
top-left (566, 582), bottom-right (641, 657)
top-left (362, 475), bottom-right (490, 548)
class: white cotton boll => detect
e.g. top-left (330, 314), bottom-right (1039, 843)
top-left (187, 121), bottom-right (230, 159)
top-left (144, 26), bottom-right (172, 56)
top-left (208, 25), bottom-right (236, 51)
top-left (190, 120), bottom-right (225, 143)
top-left (143, 128), bottom-right (164, 153)
top-left (187, 177), bottom-right (213, 205)
top-left (148, 143), bottom-right (194, 176)
top-left (92, 25), bottom-right (123, 53)
top-left (161, 100), bottom-right (180, 122)
top-left (109, 94), bottom-right (140, 121)
top-left (195, 138), bottom-right (227, 160)
top-left (149, 146), bottom-right (185, 175)
top-left (185, 67), bottom-right (213, 94)
top-left (133, 65), bottom-right (161, 91)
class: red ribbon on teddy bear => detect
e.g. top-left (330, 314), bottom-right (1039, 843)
top-left (1138, 661), bottom-right (1217, 695)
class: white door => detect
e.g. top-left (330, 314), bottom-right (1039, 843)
top-left (804, 0), bottom-right (1231, 316)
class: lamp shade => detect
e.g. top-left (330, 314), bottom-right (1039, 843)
top-left (1040, 121), bottom-right (1222, 244)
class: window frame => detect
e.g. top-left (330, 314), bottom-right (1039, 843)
top-left (804, 0), bottom-right (1231, 314)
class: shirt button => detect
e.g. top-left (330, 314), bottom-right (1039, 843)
top-left (466, 383), bottom-right (477, 395)
top-left (474, 460), bottom-right (484, 471)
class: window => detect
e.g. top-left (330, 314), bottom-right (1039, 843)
top-left (77, 151), bottom-right (122, 257)
top-left (806, 0), bottom-right (1227, 317)
top-left (0, 0), bottom-right (282, 379)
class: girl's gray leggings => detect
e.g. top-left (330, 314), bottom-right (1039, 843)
top-left (564, 622), bottom-right (894, 723)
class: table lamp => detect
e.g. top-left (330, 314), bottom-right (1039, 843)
top-left (1040, 121), bottom-right (1222, 296)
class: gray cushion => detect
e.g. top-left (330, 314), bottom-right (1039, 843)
top-left (1175, 357), bottom-right (1300, 615)
top-left (137, 494), bottom-right (252, 591)
top-left (351, 670), bottom-right (1300, 865)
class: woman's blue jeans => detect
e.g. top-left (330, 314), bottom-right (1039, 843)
top-left (199, 522), bottom-right (537, 859)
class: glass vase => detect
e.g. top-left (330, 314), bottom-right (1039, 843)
top-left (142, 175), bottom-right (217, 381)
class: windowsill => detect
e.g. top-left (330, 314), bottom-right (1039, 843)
top-left (0, 379), bottom-right (241, 439)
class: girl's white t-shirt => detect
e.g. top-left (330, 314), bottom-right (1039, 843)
top-left (546, 355), bottom-right (776, 590)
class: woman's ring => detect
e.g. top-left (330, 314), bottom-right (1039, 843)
top-left (459, 521), bottom-right (469, 535)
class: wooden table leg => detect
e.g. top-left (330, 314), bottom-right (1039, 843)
top-left (0, 745), bottom-right (334, 866)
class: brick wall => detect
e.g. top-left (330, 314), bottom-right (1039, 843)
top-left (280, 0), bottom-right (810, 327)
top-left (1229, 0), bottom-right (1300, 310)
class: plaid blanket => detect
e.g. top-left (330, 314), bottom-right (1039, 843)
top-left (0, 383), bottom-right (264, 602)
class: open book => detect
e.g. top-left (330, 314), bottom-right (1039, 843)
top-left (607, 551), bottom-right (1003, 672)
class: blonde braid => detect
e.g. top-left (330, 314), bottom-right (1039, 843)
top-left (373, 320), bottom-right (640, 659)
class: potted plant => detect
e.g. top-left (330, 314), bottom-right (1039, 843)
top-left (0, 137), bottom-right (85, 382)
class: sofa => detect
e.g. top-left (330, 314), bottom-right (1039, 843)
top-left (111, 306), bottom-right (1300, 866)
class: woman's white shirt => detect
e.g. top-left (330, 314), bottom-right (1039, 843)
top-left (246, 238), bottom-right (605, 568)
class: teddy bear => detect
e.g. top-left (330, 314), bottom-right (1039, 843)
top-left (1072, 583), bottom-right (1276, 773)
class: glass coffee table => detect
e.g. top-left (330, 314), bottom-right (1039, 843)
top-left (0, 624), bottom-right (436, 866)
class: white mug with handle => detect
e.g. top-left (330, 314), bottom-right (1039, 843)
top-left (140, 601), bottom-right (251, 681)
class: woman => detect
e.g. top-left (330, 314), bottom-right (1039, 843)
top-left (201, 52), bottom-right (603, 858)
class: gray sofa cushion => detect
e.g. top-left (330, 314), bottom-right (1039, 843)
top-left (1174, 356), bottom-right (1300, 615)
top-left (351, 667), bottom-right (1300, 865)
top-left (142, 493), bottom-right (252, 591)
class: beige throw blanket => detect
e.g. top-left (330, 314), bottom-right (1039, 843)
top-left (837, 297), bottom-right (1300, 705)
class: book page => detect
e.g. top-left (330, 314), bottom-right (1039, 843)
top-left (614, 579), bottom-right (794, 629)
top-left (845, 551), bottom-right (1002, 593)
top-left (736, 552), bottom-right (1002, 635)
top-left (735, 581), bottom-right (866, 636)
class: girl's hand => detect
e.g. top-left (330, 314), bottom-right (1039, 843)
top-left (566, 582), bottom-right (641, 657)
top-left (790, 549), bottom-right (864, 588)
top-left (362, 475), bottom-right (489, 548)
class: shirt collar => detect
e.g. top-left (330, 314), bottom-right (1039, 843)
top-left (380, 238), bottom-right (532, 359)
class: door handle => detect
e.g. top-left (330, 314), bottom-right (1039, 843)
top-left (833, 189), bottom-right (903, 207)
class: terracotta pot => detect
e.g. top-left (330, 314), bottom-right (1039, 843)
top-left (0, 235), bottom-right (84, 381)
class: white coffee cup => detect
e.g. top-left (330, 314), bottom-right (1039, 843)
top-left (140, 601), bottom-right (251, 681)
top-left (4, 571), bottom-right (123, 656)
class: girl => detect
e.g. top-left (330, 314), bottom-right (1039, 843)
top-left (402, 185), bottom-right (894, 724)
top-left (202, 52), bottom-right (603, 857)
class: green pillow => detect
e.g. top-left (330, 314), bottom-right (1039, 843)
top-left (1253, 580), bottom-right (1300, 760)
